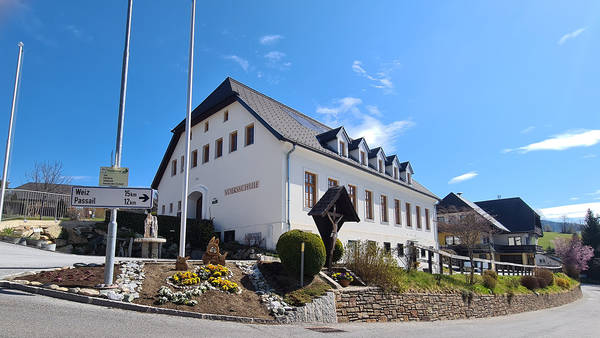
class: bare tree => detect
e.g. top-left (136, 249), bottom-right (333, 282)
top-left (26, 161), bottom-right (71, 219)
top-left (438, 207), bottom-right (495, 284)
top-left (26, 161), bottom-right (71, 193)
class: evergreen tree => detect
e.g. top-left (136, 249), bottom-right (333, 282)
top-left (581, 209), bottom-right (600, 257)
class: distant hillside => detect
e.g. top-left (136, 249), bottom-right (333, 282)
top-left (541, 220), bottom-right (581, 233)
top-left (539, 232), bottom-right (575, 250)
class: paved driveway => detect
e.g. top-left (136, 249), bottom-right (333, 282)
top-left (1, 241), bottom-right (598, 337)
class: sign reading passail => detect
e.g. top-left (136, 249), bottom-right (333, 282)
top-left (99, 167), bottom-right (129, 187)
top-left (71, 186), bottom-right (153, 209)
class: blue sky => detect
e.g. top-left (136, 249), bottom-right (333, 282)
top-left (0, 1), bottom-right (599, 220)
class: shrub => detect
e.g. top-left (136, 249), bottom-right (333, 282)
top-left (505, 277), bottom-right (520, 289)
top-left (556, 277), bottom-right (570, 289)
top-left (482, 274), bottom-right (497, 290)
top-left (332, 239), bottom-right (344, 263)
top-left (276, 230), bottom-right (325, 279)
top-left (564, 264), bottom-right (580, 280)
top-left (520, 275), bottom-right (539, 290)
top-left (534, 268), bottom-right (554, 288)
top-left (483, 270), bottom-right (498, 280)
top-left (344, 240), bottom-right (400, 291)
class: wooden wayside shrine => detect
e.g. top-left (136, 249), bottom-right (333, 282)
top-left (308, 186), bottom-right (360, 270)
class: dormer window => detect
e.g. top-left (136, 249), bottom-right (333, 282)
top-left (339, 140), bottom-right (347, 157)
top-left (378, 159), bottom-right (383, 173)
top-left (360, 151), bottom-right (366, 165)
top-left (394, 167), bottom-right (399, 179)
top-left (407, 172), bottom-right (412, 184)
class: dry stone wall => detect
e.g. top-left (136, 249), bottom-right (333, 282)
top-left (335, 286), bottom-right (582, 322)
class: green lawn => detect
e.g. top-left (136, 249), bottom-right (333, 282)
top-left (539, 232), bottom-right (574, 250)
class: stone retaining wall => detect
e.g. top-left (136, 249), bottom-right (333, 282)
top-left (335, 285), bottom-right (582, 322)
top-left (277, 291), bottom-right (337, 324)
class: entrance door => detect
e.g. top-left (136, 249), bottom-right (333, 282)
top-left (195, 193), bottom-right (203, 220)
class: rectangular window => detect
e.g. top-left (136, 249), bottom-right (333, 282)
top-left (224, 230), bottom-right (235, 243)
top-left (380, 195), bottom-right (388, 223)
top-left (328, 178), bottom-right (338, 187)
top-left (425, 208), bottom-right (430, 230)
top-left (360, 151), bottom-right (366, 165)
top-left (191, 150), bottom-right (198, 168)
top-left (202, 144), bottom-right (209, 164)
top-left (378, 159), bottom-right (383, 173)
top-left (204, 121), bottom-right (209, 132)
top-left (177, 201), bottom-right (182, 211)
top-left (394, 199), bottom-right (401, 225)
top-left (394, 167), bottom-right (398, 179)
top-left (397, 243), bottom-right (404, 257)
top-left (416, 206), bottom-right (422, 229)
top-left (406, 202), bottom-right (412, 227)
top-left (383, 242), bottom-right (391, 253)
top-left (348, 184), bottom-right (357, 210)
top-left (365, 190), bottom-right (373, 220)
top-left (215, 138), bottom-right (223, 158)
top-left (437, 216), bottom-right (445, 223)
top-left (223, 110), bottom-right (229, 122)
top-left (161, 205), bottom-right (165, 214)
top-left (446, 236), bottom-right (460, 245)
top-left (304, 171), bottom-right (317, 208)
top-left (229, 131), bottom-right (237, 152)
top-left (339, 140), bottom-right (346, 157)
top-left (180, 156), bottom-right (184, 173)
top-left (508, 236), bottom-right (522, 246)
top-left (421, 249), bottom-right (426, 258)
top-left (245, 123), bottom-right (254, 146)
top-left (171, 159), bottom-right (177, 176)
top-left (169, 203), bottom-right (173, 214)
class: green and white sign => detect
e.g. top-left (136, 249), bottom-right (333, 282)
top-left (99, 167), bottom-right (129, 187)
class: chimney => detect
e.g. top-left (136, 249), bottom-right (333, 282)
top-left (456, 192), bottom-right (463, 196)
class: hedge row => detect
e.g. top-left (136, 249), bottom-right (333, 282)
top-left (105, 210), bottom-right (214, 249)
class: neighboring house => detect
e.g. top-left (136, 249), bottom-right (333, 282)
top-left (16, 182), bottom-right (73, 194)
top-left (152, 77), bottom-right (440, 253)
top-left (535, 253), bottom-right (562, 268)
top-left (437, 192), bottom-right (543, 265)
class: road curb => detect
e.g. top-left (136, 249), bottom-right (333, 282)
top-left (0, 281), bottom-right (276, 324)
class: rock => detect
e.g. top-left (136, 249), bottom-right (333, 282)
top-left (42, 224), bottom-right (63, 239)
top-left (99, 290), bottom-right (111, 297)
top-left (107, 291), bottom-right (124, 301)
top-left (29, 281), bottom-right (42, 286)
top-left (69, 288), bottom-right (80, 294)
top-left (12, 280), bottom-right (30, 285)
top-left (56, 244), bottom-right (73, 254)
top-left (66, 228), bottom-right (87, 244)
top-left (79, 288), bottom-right (100, 297)
top-left (55, 239), bottom-right (68, 247)
top-left (123, 294), bottom-right (135, 303)
top-left (48, 284), bottom-right (61, 290)
top-left (57, 287), bottom-right (69, 292)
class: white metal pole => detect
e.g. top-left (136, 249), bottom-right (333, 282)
top-left (0, 42), bottom-right (24, 223)
top-left (104, 0), bottom-right (133, 286)
top-left (179, 0), bottom-right (196, 257)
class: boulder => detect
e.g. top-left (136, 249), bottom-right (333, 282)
top-left (29, 281), bottom-right (42, 286)
top-left (41, 224), bottom-right (62, 239)
top-left (55, 239), bottom-right (68, 247)
top-left (66, 228), bottom-right (87, 244)
top-left (56, 244), bottom-right (73, 254)
top-left (79, 288), bottom-right (100, 297)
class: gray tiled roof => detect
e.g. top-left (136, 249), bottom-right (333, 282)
top-left (153, 78), bottom-right (438, 200)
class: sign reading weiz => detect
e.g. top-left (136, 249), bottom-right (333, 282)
top-left (71, 186), bottom-right (154, 209)
top-left (224, 180), bottom-right (259, 196)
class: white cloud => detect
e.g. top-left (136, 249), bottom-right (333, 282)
top-left (569, 197), bottom-right (580, 201)
top-left (315, 98), bottom-right (414, 152)
top-left (69, 175), bottom-right (92, 181)
top-left (448, 171), bottom-right (478, 184)
top-left (259, 34), bottom-right (283, 45)
top-left (583, 154), bottom-right (597, 159)
top-left (224, 55), bottom-right (249, 71)
top-left (351, 60), bottom-right (400, 94)
top-left (504, 129), bottom-right (600, 153)
top-left (539, 202), bottom-right (600, 220)
top-left (558, 28), bottom-right (586, 45)
top-left (587, 190), bottom-right (600, 196)
top-left (365, 105), bottom-right (383, 117)
top-left (264, 51), bottom-right (285, 61)
top-left (263, 51), bottom-right (290, 70)
top-left (520, 126), bottom-right (535, 134)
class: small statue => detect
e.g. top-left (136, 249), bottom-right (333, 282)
top-left (151, 215), bottom-right (158, 238)
top-left (175, 256), bottom-right (190, 271)
top-left (202, 237), bottom-right (227, 265)
top-left (144, 213), bottom-right (153, 238)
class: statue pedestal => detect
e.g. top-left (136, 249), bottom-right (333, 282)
top-left (134, 238), bottom-right (166, 258)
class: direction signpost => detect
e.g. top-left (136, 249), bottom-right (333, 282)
top-left (71, 186), bottom-right (153, 209)
top-left (99, 167), bottom-right (129, 187)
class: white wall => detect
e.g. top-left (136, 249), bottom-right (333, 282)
top-left (288, 146), bottom-right (439, 254)
top-left (156, 101), bottom-right (286, 250)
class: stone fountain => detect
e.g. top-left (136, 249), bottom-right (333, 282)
top-left (134, 213), bottom-right (166, 258)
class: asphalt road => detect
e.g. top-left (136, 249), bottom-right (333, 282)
top-left (1, 241), bottom-right (599, 337)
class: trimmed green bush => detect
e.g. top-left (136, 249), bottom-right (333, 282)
top-left (534, 268), bottom-right (554, 288)
top-left (482, 274), bottom-right (497, 290)
top-left (520, 275), bottom-right (539, 290)
top-left (276, 230), bottom-right (326, 279)
top-left (482, 270), bottom-right (498, 280)
top-left (332, 239), bottom-right (344, 263)
top-left (105, 210), bottom-right (214, 249)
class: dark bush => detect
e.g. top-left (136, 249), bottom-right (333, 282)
top-left (520, 275), bottom-right (539, 290)
top-left (534, 268), bottom-right (554, 288)
top-left (483, 274), bottom-right (497, 289)
top-left (483, 270), bottom-right (498, 280)
top-left (564, 264), bottom-right (580, 280)
top-left (584, 258), bottom-right (600, 281)
top-left (276, 230), bottom-right (325, 279)
top-left (332, 239), bottom-right (344, 263)
top-left (105, 210), bottom-right (214, 249)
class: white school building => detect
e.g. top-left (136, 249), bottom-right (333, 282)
top-left (152, 78), bottom-right (440, 256)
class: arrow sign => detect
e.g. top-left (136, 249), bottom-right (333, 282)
top-left (70, 186), bottom-right (154, 209)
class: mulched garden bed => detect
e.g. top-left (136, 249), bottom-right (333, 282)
top-left (258, 262), bottom-right (331, 306)
top-left (19, 265), bottom-right (119, 287)
top-left (134, 262), bottom-right (273, 320)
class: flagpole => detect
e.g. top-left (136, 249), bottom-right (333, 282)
top-left (0, 42), bottom-right (24, 223)
top-left (104, 0), bottom-right (133, 286)
top-left (179, 0), bottom-right (196, 257)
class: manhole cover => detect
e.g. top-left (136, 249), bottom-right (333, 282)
top-left (306, 327), bottom-right (346, 333)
